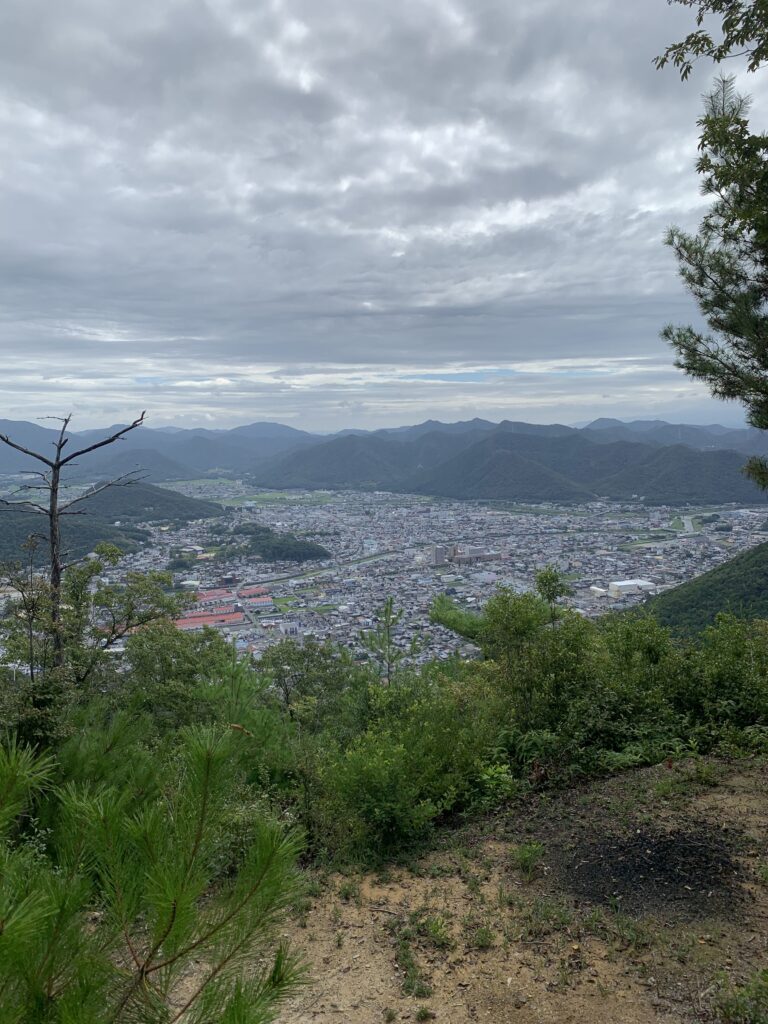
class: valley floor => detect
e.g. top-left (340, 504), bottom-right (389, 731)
top-left (282, 757), bottom-right (768, 1024)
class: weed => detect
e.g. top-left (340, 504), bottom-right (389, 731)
top-left (414, 913), bottom-right (454, 950)
top-left (693, 761), bottom-right (720, 787)
top-left (515, 896), bottom-right (573, 940)
top-left (715, 969), bottom-right (768, 1023)
top-left (388, 918), bottom-right (432, 998)
top-left (469, 924), bottom-right (495, 949)
top-left (756, 862), bottom-right (768, 887)
top-left (497, 883), bottom-right (516, 908)
top-left (383, 1010), bottom-right (397, 1023)
top-left (583, 906), bottom-right (652, 951)
top-left (464, 873), bottom-right (482, 896)
top-left (416, 1008), bottom-right (436, 1022)
top-left (510, 841), bottom-right (545, 881)
top-left (338, 879), bottom-right (361, 904)
top-left (654, 761), bottom-right (720, 800)
top-left (304, 876), bottom-right (323, 898)
top-left (652, 775), bottom-right (679, 800)
top-left (425, 862), bottom-right (453, 879)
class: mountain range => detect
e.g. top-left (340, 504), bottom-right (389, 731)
top-left (1, 416), bottom-right (768, 505)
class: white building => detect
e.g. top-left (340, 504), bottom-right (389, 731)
top-left (608, 579), bottom-right (656, 598)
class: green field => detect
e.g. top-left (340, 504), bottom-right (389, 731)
top-left (222, 491), bottom-right (335, 507)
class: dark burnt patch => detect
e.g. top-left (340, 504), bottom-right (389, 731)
top-left (555, 824), bottom-right (745, 919)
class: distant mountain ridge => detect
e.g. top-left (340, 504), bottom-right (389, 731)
top-left (250, 423), bottom-right (768, 505)
top-left (1, 416), bottom-right (767, 505)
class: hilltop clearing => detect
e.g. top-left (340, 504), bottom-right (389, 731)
top-left (284, 756), bottom-right (768, 1024)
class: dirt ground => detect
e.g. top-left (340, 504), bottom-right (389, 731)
top-left (280, 757), bottom-right (768, 1024)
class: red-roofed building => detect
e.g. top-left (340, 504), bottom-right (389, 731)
top-left (239, 585), bottom-right (268, 598)
top-left (175, 611), bottom-right (246, 632)
top-left (197, 588), bottom-right (237, 605)
top-left (184, 602), bottom-right (238, 619)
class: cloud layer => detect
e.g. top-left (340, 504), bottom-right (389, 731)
top-left (1, 0), bottom-right (764, 429)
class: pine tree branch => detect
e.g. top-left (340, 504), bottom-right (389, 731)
top-left (146, 839), bottom-right (281, 975)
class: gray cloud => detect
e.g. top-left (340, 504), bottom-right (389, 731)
top-left (0, 0), bottom-right (763, 429)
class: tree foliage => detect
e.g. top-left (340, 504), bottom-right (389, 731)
top-left (0, 727), bottom-right (304, 1024)
top-left (534, 565), bottom-right (573, 625)
top-left (359, 597), bottom-right (416, 684)
top-left (1, 544), bottom-right (183, 746)
top-left (662, 75), bottom-right (768, 484)
top-left (655, 0), bottom-right (768, 78)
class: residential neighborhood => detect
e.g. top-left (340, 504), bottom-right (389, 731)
top-left (100, 483), bottom-right (768, 661)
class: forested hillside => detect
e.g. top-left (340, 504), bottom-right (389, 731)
top-left (0, 483), bottom-right (222, 560)
top-left (648, 541), bottom-right (768, 633)
top-left (78, 481), bottom-right (222, 522)
top-left (252, 425), bottom-right (768, 504)
top-left (218, 522), bottom-right (331, 562)
top-left (0, 508), bottom-right (149, 560)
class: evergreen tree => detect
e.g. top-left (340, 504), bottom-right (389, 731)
top-left (662, 74), bottom-right (768, 485)
top-left (658, 3), bottom-right (768, 485)
top-left (360, 597), bottom-right (415, 684)
top-left (0, 728), bottom-right (304, 1023)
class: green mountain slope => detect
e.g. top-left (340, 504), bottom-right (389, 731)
top-left (79, 482), bottom-right (222, 522)
top-left (252, 434), bottom-right (409, 489)
top-left (250, 424), bottom-right (768, 504)
top-left (251, 431), bottom-right (483, 490)
top-left (648, 541), bottom-right (768, 634)
top-left (68, 448), bottom-right (195, 483)
top-left (0, 511), bottom-right (149, 562)
top-left (0, 484), bottom-right (222, 562)
top-left (598, 446), bottom-right (767, 504)
top-left (405, 442), bottom-right (595, 501)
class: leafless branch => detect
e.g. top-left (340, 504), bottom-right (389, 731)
top-left (0, 500), bottom-right (50, 516)
top-left (59, 412), bottom-right (146, 467)
top-left (0, 434), bottom-right (54, 469)
top-left (0, 410), bottom-right (147, 672)
top-left (11, 483), bottom-right (50, 495)
top-left (58, 471), bottom-right (146, 513)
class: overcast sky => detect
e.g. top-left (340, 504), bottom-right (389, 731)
top-left (1, 0), bottom-right (765, 431)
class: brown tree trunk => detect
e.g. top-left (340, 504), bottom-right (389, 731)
top-left (49, 461), bottom-right (64, 667)
top-left (0, 411), bottom-right (146, 677)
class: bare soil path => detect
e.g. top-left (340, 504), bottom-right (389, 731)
top-left (281, 757), bottom-right (768, 1024)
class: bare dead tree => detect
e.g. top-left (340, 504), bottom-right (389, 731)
top-left (0, 412), bottom-right (146, 667)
